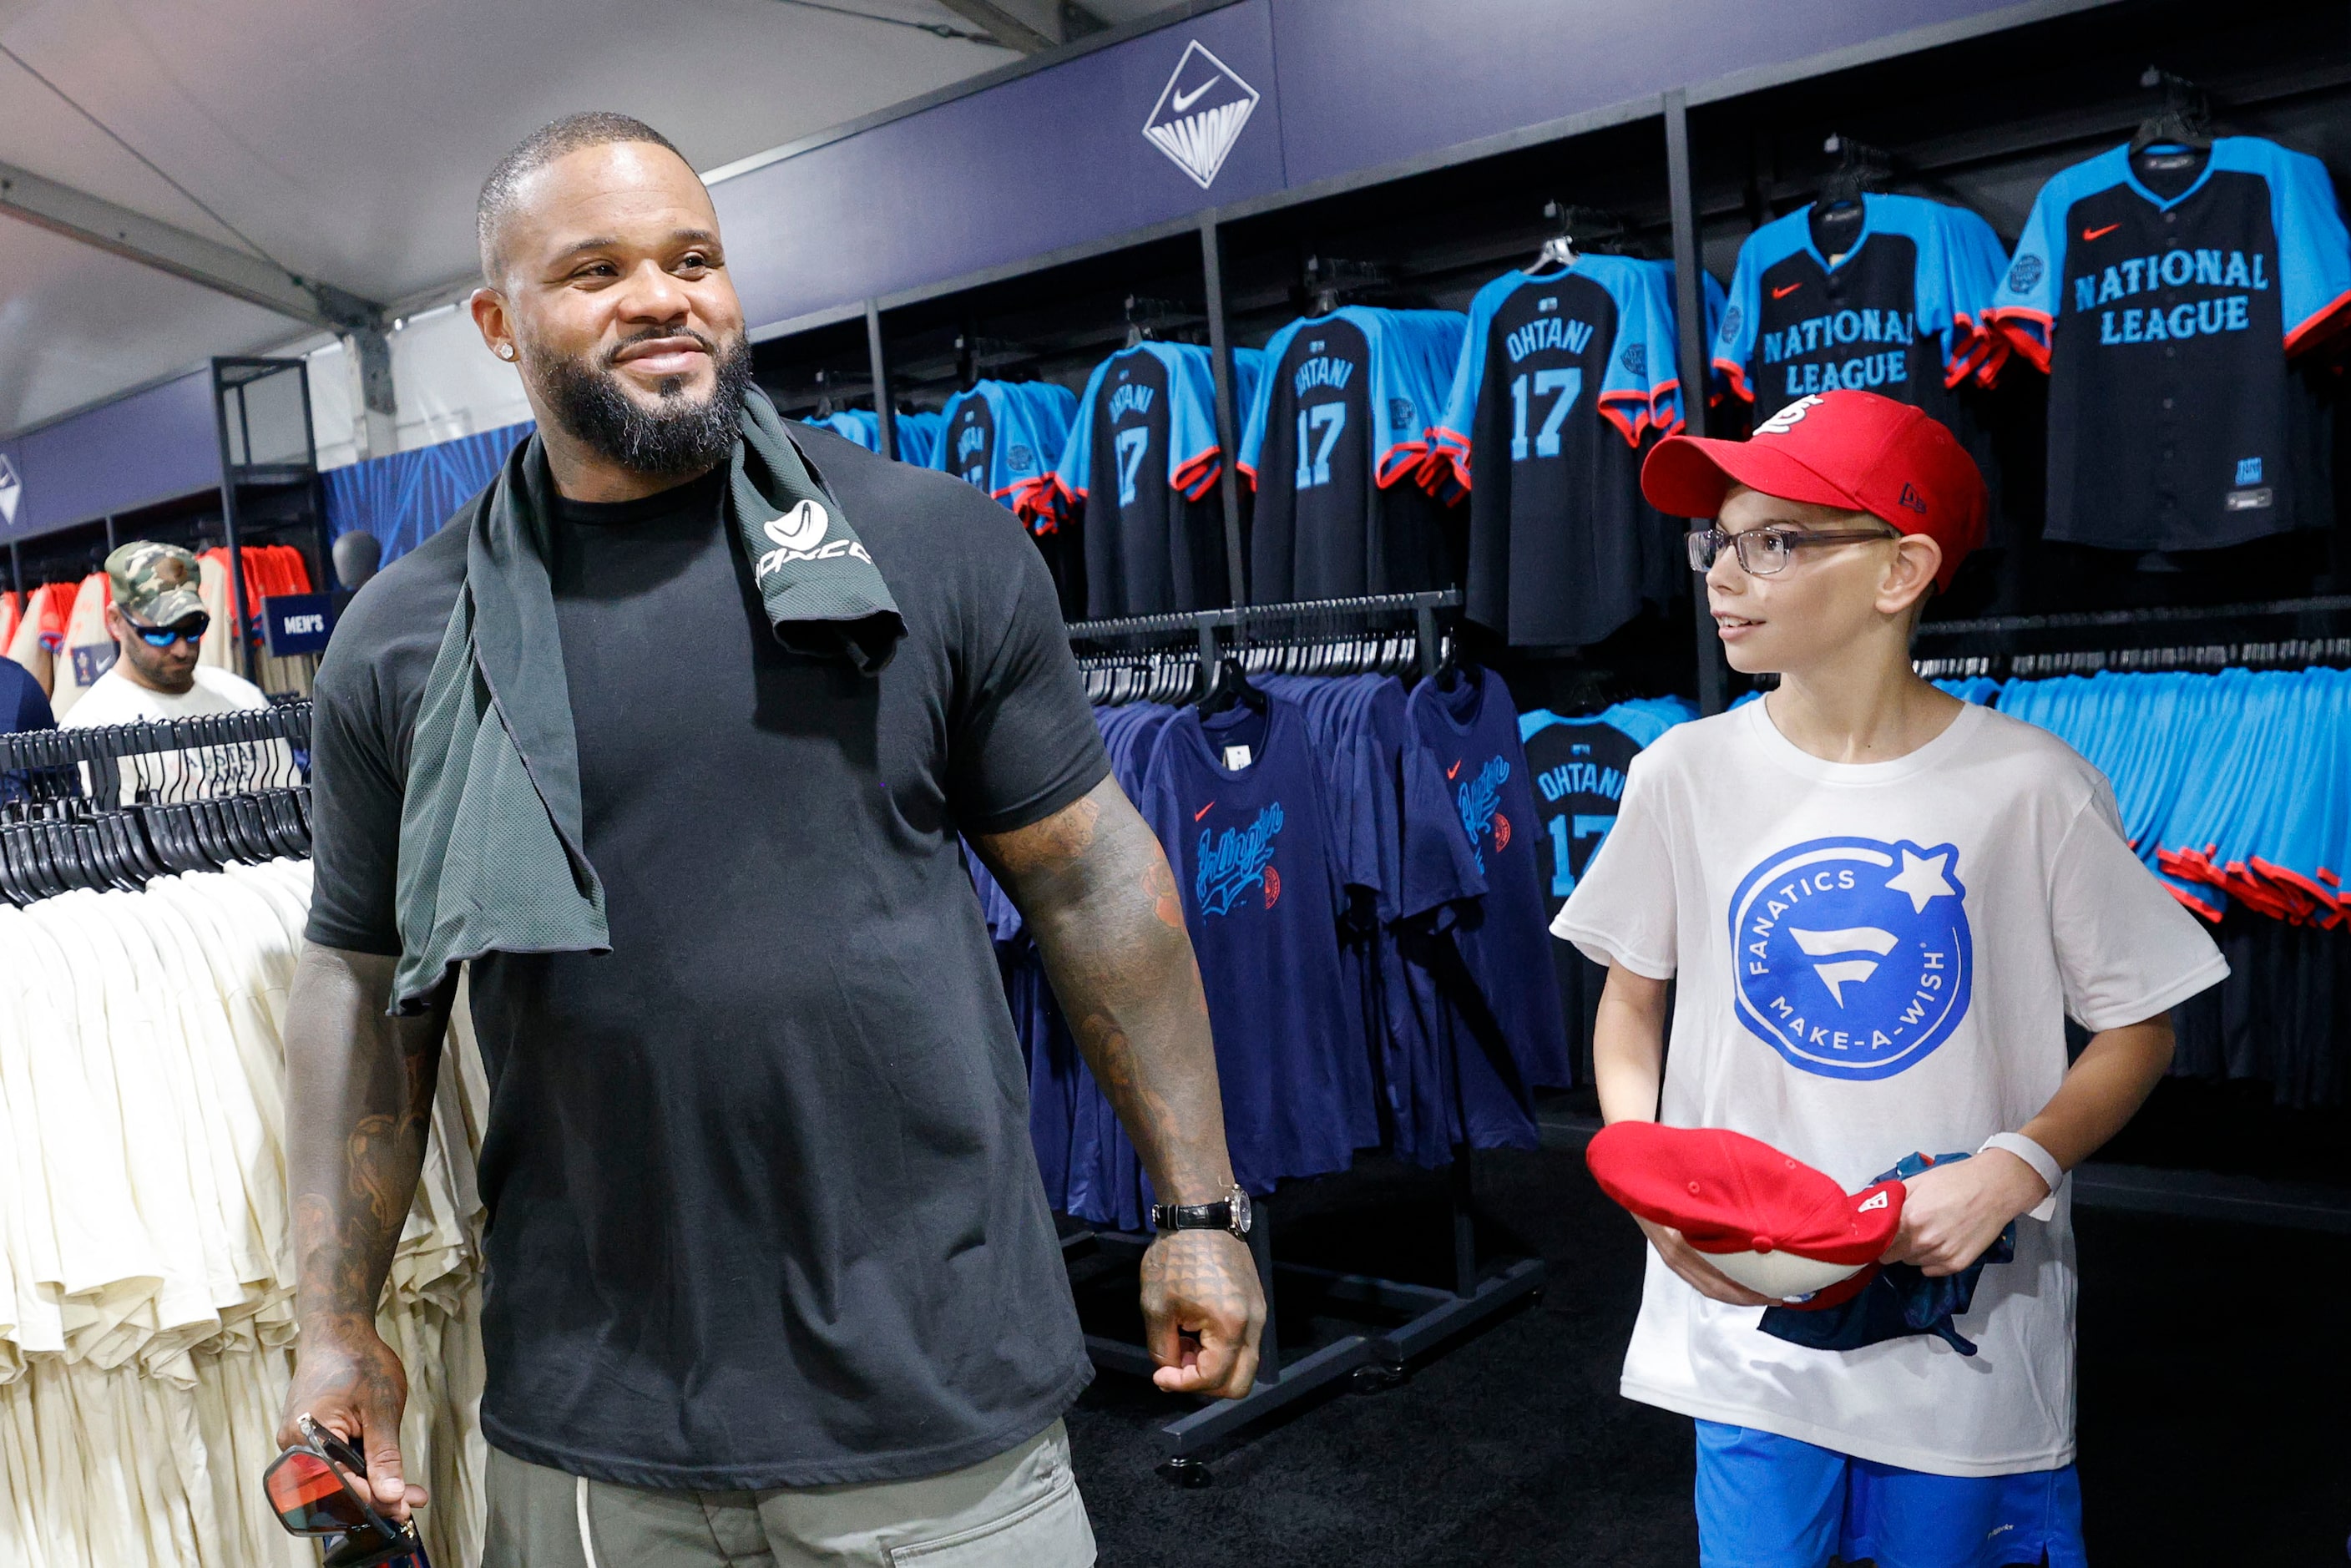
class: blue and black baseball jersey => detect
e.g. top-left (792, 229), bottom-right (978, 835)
top-left (934, 380), bottom-right (1078, 513)
top-left (1519, 697), bottom-right (1696, 1085)
top-left (1038, 343), bottom-right (1264, 618)
top-left (1715, 194), bottom-right (2011, 426)
top-left (1237, 307), bottom-right (1466, 602)
top-left (1433, 257), bottom-right (1692, 647)
top-left (1988, 137), bottom-right (2351, 550)
top-left (1139, 695), bottom-right (1376, 1191)
top-left (892, 410), bottom-right (944, 469)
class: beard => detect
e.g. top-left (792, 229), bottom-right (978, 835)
top-left (533, 326), bottom-right (754, 478)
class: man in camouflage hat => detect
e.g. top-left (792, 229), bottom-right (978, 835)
top-left (63, 539), bottom-right (273, 734)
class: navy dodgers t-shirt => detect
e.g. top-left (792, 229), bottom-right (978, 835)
top-left (1408, 666), bottom-right (1574, 1090)
top-left (1139, 695), bottom-right (1370, 1191)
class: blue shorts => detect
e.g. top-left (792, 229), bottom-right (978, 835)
top-left (1695, 1421), bottom-right (2087, 1568)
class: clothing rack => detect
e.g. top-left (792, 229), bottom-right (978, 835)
top-left (1069, 590), bottom-right (1460, 706)
top-left (1058, 589), bottom-right (1545, 1484)
top-left (0, 701), bottom-right (311, 903)
top-left (1911, 594), bottom-right (2351, 680)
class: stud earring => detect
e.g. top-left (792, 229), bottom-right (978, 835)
top-left (497, 344), bottom-right (516, 361)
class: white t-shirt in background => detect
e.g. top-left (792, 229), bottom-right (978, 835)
top-left (1553, 696), bottom-right (2227, 1477)
top-left (60, 662), bottom-right (286, 798)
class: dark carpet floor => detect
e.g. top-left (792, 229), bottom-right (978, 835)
top-left (1060, 1144), bottom-right (2351, 1566)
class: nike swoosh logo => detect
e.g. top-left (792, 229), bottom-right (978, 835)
top-left (1194, 801), bottom-right (1216, 821)
top-left (2081, 223), bottom-right (2121, 241)
top-left (1447, 760), bottom-right (1463, 780)
top-left (1173, 79), bottom-right (1215, 113)
top-left (1771, 282), bottom-right (1802, 299)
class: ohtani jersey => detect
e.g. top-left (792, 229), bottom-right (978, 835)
top-left (933, 380), bottom-right (1078, 514)
top-left (1520, 697), bottom-right (1696, 1084)
top-left (1237, 307), bottom-right (1465, 602)
top-left (1988, 137), bottom-right (2351, 550)
top-left (1034, 342), bottom-right (1264, 619)
top-left (1713, 194), bottom-right (2010, 422)
top-left (1431, 256), bottom-right (1699, 647)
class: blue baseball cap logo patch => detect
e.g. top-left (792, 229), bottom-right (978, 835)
top-left (1730, 837), bottom-right (1973, 1080)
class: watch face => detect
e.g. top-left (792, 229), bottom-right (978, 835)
top-left (1230, 1187), bottom-right (1252, 1235)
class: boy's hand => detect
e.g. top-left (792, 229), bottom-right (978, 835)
top-left (1632, 1215), bottom-right (1777, 1308)
top-left (1882, 1151), bottom-right (2050, 1277)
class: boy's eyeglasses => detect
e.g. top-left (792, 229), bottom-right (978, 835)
top-left (1686, 524), bottom-right (1902, 577)
top-left (126, 614), bottom-right (210, 647)
top-left (263, 1414), bottom-right (432, 1568)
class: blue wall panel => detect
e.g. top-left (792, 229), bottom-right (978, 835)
top-left (717, 2), bottom-right (1283, 327)
top-left (1267, 0), bottom-right (2028, 187)
top-left (0, 370), bottom-right (221, 542)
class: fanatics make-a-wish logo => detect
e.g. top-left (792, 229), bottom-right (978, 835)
top-left (1196, 802), bottom-right (1283, 916)
top-left (1144, 40), bottom-right (1261, 190)
top-left (1728, 836), bottom-right (1972, 1080)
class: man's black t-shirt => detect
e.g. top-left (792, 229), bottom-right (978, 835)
top-left (305, 428), bottom-right (1110, 1490)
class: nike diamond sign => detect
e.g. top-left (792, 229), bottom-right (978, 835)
top-left (1143, 40), bottom-right (1259, 190)
top-left (0, 455), bottom-right (18, 528)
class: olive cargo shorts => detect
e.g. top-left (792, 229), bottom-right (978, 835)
top-left (482, 1420), bottom-right (1095, 1568)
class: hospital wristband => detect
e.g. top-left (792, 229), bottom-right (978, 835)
top-left (1979, 1131), bottom-right (2063, 1222)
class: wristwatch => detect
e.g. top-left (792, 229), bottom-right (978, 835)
top-left (1150, 1185), bottom-right (1252, 1237)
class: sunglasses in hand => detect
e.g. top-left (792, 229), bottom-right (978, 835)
top-left (264, 1414), bottom-right (432, 1568)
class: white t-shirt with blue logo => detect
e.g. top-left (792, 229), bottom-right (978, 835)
top-left (1553, 696), bottom-right (2227, 1476)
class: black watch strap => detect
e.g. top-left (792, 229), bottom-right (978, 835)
top-left (1150, 1186), bottom-right (1251, 1236)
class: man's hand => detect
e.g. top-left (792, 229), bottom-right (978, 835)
top-left (276, 1318), bottom-right (428, 1520)
top-left (1882, 1151), bottom-right (2050, 1277)
top-left (1632, 1215), bottom-right (1777, 1308)
top-left (1140, 1229), bottom-right (1265, 1398)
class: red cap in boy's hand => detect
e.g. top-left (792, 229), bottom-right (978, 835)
top-left (1640, 389), bottom-right (1988, 591)
top-left (1586, 1121), bottom-right (1907, 1309)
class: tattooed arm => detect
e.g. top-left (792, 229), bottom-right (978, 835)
top-left (973, 774), bottom-right (1266, 1399)
top-left (275, 944), bottom-right (451, 1519)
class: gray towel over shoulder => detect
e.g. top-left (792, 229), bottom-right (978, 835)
top-left (387, 387), bottom-right (903, 1012)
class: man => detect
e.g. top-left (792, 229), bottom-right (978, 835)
top-left (279, 112), bottom-right (1263, 1568)
top-left (64, 541), bottom-right (280, 797)
top-left (63, 540), bottom-right (270, 726)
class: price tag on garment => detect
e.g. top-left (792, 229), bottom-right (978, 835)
top-left (1222, 745), bottom-right (1253, 771)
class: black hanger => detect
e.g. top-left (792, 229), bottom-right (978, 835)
top-left (1198, 653), bottom-right (1268, 717)
top-left (2131, 67), bottom-right (2213, 153)
top-left (1817, 134), bottom-right (1893, 214)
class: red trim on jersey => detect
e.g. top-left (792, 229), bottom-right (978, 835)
top-left (1982, 309), bottom-right (2054, 374)
top-left (1170, 442), bottom-right (1223, 498)
top-left (1710, 357), bottom-right (1752, 402)
top-left (1374, 440), bottom-right (1433, 489)
top-left (1597, 398), bottom-right (1644, 448)
top-left (1235, 458), bottom-right (1259, 491)
top-left (2284, 286), bottom-right (2351, 357)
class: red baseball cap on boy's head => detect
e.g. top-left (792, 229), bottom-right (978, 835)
top-left (1640, 389), bottom-right (1988, 591)
top-left (1585, 1121), bottom-right (1907, 1310)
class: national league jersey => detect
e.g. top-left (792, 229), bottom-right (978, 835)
top-left (1988, 137), bottom-right (2351, 551)
top-left (1432, 256), bottom-right (1696, 647)
top-left (1039, 342), bottom-right (1264, 618)
top-left (1238, 306), bottom-right (1465, 602)
top-left (1714, 194), bottom-right (2011, 422)
top-left (934, 380), bottom-right (1078, 513)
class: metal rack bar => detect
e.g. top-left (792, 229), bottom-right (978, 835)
top-left (1199, 215), bottom-right (1251, 617)
top-left (1918, 594), bottom-right (2351, 639)
top-left (1067, 589), bottom-right (1459, 642)
top-left (864, 299), bottom-right (898, 463)
top-left (1663, 89), bottom-right (1727, 719)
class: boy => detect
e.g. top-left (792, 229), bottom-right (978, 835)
top-left (1555, 389), bottom-right (2227, 1566)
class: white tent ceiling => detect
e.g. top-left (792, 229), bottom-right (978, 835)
top-left (0, 0), bottom-right (1166, 436)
